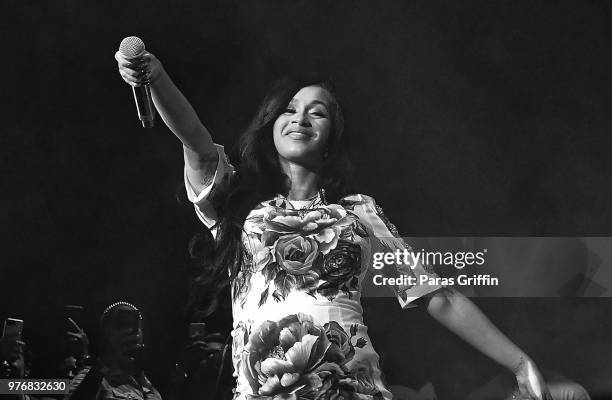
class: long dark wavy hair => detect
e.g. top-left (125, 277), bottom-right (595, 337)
top-left (186, 74), bottom-right (353, 319)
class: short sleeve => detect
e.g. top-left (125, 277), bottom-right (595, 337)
top-left (184, 144), bottom-right (235, 235)
top-left (349, 194), bottom-right (445, 308)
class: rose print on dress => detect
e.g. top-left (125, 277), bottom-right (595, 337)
top-left (313, 241), bottom-right (362, 300)
top-left (247, 202), bottom-right (370, 304)
top-left (274, 234), bottom-right (321, 275)
top-left (241, 313), bottom-right (381, 400)
top-left (261, 206), bottom-right (348, 247)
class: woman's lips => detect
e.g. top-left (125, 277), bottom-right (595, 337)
top-left (286, 130), bottom-right (312, 140)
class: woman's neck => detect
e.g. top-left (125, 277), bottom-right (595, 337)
top-left (279, 157), bottom-right (320, 200)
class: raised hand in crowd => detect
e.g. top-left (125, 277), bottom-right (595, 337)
top-left (58, 317), bottom-right (91, 379)
top-left (66, 317), bottom-right (90, 361)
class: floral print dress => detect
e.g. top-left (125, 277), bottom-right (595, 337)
top-left (184, 145), bottom-right (442, 400)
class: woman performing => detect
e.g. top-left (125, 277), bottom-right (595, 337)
top-left (115, 48), bottom-right (554, 400)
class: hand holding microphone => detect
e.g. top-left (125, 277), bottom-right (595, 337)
top-left (115, 36), bottom-right (161, 128)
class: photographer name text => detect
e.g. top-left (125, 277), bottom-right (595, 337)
top-left (372, 274), bottom-right (498, 287)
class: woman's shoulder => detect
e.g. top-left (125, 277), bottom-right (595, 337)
top-left (338, 193), bottom-right (400, 237)
top-left (337, 193), bottom-right (378, 208)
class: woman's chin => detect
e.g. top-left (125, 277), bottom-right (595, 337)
top-left (278, 149), bottom-right (322, 166)
top-left (280, 152), bottom-right (321, 169)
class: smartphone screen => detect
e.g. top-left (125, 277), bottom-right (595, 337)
top-left (189, 322), bottom-right (207, 338)
top-left (2, 318), bottom-right (24, 340)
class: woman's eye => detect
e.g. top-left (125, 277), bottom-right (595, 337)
top-left (284, 107), bottom-right (296, 113)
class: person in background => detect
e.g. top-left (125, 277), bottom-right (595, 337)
top-left (1, 329), bottom-right (28, 379)
top-left (0, 328), bottom-right (58, 400)
top-left (166, 330), bottom-right (228, 400)
top-left (1, 330), bottom-right (31, 400)
top-left (67, 302), bottom-right (161, 400)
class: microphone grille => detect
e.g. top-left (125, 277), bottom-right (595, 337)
top-left (119, 36), bottom-right (146, 58)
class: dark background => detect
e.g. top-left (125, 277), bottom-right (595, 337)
top-left (2, 1), bottom-right (611, 398)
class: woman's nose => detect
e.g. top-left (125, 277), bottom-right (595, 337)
top-left (292, 111), bottom-right (311, 126)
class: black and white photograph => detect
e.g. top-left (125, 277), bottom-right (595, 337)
top-left (2, 2), bottom-right (611, 399)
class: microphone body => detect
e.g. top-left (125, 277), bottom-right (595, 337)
top-left (119, 36), bottom-right (155, 128)
top-left (132, 85), bottom-right (155, 128)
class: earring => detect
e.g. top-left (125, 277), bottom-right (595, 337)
top-left (323, 148), bottom-right (329, 160)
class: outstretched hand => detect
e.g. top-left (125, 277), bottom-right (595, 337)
top-left (115, 50), bottom-right (163, 87)
top-left (514, 358), bottom-right (553, 400)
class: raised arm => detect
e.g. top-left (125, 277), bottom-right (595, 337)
top-left (427, 288), bottom-right (552, 400)
top-left (115, 50), bottom-right (218, 194)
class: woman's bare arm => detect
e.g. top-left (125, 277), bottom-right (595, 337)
top-left (115, 51), bottom-right (218, 194)
top-left (427, 287), bottom-right (552, 400)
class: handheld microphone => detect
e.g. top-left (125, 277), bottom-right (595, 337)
top-left (118, 36), bottom-right (155, 128)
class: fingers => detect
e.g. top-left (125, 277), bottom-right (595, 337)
top-left (116, 52), bottom-right (154, 74)
top-left (117, 328), bottom-right (139, 337)
top-left (115, 51), bottom-right (150, 87)
top-left (119, 332), bottom-right (142, 346)
top-left (140, 51), bottom-right (153, 63)
top-left (107, 329), bottom-right (141, 347)
top-left (204, 342), bottom-right (225, 352)
top-left (120, 58), bottom-right (146, 74)
top-left (114, 50), bottom-right (127, 63)
top-left (182, 338), bottom-right (224, 369)
top-left (189, 332), bottom-right (206, 341)
top-left (118, 73), bottom-right (138, 87)
top-left (114, 50), bottom-right (145, 66)
top-left (186, 341), bottom-right (207, 350)
top-left (67, 317), bottom-right (82, 332)
top-left (187, 332), bottom-right (224, 342)
top-left (203, 333), bottom-right (225, 342)
top-left (186, 332), bottom-right (225, 354)
top-left (119, 69), bottom-right (149, 87)
top-left (185, 341), bottom-right (223, 356)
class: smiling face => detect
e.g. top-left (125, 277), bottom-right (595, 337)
top-left (273, 85), bottom-right (333, 168)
